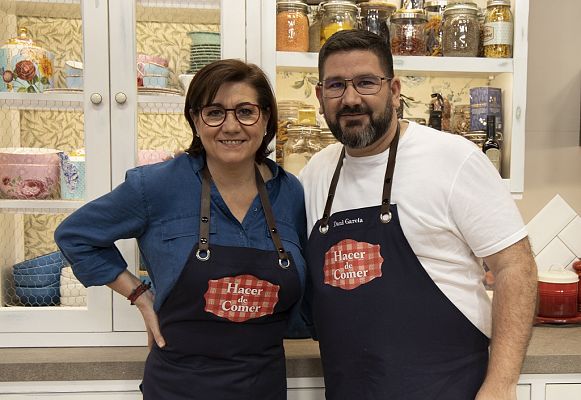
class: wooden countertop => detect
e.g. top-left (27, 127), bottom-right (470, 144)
top-left (1, 326), bottom-right (580, 382)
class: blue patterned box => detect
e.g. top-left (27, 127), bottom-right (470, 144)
top-left (470, 87), bottom-right (503, 132)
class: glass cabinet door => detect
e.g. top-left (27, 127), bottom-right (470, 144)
top-left (0, 0), bottom-right (112, 343)
top-left (108, 0), bottom-right (246, 335)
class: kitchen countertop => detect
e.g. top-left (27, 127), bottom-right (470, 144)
top-left (1, 326), bottom-right (580, 382)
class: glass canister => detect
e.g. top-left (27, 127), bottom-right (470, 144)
top-left (277, 100), bottom-right (302, 165)
top-left (320, 0), bottom-right (358, 46)
top-left (483, 0), bottom-right (513, 58)
top-left (359, 2), bottom-right (397, 44)
top-left (390, 9), bottom-right (428, 56)
top-left (451, 104), bottom-right (471, 134)
top-left (424, 0), bottom-right (447, 56)
top-left (276, 0), bottom-right (310, 52)
top-left (400, 0), bottom-right (424, 9)
top-left (283, 126), bottom-right (322, 176)
top-left (309, 3), bottom-right (324, 52)
top-left (319, 128), bottom-right (339, 149)
top-left (442, 2), bottom-right (479, 57)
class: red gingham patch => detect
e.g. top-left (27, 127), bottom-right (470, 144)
top-left (204, 274), bottom-right (280, 322)
top-left (324, 239), bottom-right (383, 290)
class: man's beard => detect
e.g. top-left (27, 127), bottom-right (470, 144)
top-left (325, 102), bottom-right (393, 149)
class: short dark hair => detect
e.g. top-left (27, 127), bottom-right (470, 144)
top-left (318, 30), bottom-right (394, 80)
top-left (184, 59), bottom-right (277, 163)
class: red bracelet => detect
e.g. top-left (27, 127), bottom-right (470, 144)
top-left (127, 282), bottom-right (151, 305)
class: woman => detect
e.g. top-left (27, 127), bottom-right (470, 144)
top-left (55, 59), bottom-right (307, 399)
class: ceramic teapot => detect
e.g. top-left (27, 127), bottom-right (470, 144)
top-left (0, 28), bottom-right (55, 93)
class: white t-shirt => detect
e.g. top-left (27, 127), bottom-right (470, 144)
top-left (299, 121), bottom-right (527, 337)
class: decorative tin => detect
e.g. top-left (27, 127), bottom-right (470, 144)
top-left (0, 28), bottom-right (55, 93)
top-left (469, 86), bottom-right (502, 132)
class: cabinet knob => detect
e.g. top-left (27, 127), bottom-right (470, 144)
top-left (90, 93), bottom-right (103, 104)
top-left (115, 92), bottom-right (128, 104)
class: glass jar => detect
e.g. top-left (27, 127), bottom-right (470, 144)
top-left (284, 126), bottom-right (322, 175)
top-left (319, 128), bottom-right (338, 148)
top-left (451, 104), bottom-right (471, 134)
top-left (277, 100), bottom-right (302, 165)
top-left (320, 0), bottom-right (358, 46)
top-left (309, 4), bottom-right (324, 52)
top-left (390, 9), bottom-right (428, 56)
top-left (298, 104), bottom-right (318, 126)
top-left (424, 0), bottom-right (447, 56)
top-left (483, 0), bottom-right (513, 58)
top-left (400, 0), bottom-right (424, 9)
top-left (276, 0), bottom-right (310, 52)
top-left (359, 2), bottom-right (397, 44)
top-left (442, 2), bottom-right (479, 57)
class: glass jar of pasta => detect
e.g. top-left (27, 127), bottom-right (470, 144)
top-left (442, 2), bottom-right (479, 57)
top-left (320, 0), bottom-right (358, 46)
top-left (284, 126), bottom-right (322, 176)
top-left (277, 100), bottom-right (302, 165)
top-left (276, 0), bottom-right (310, 52)
top-left (390, 9), bottom-right (428, 56)
top-left (424, 0), bottom-right (447, 56)
top-left (483, 0), bottom-right (513, 58)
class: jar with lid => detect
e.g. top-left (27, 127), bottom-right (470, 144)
top-left (298, 104), bottom-right (318, 126)
top-left (390, 9), bottom-right (428, 56)
top-left (424, 0), bottom-right (447, 56)
top-left (451, 104), bottom-right (471, 134)
top-left (400, 0), bottom-right (424, 9)
top-left (319, 128), bottom-right (338, 149)
top-left (276, 0), bottom-right (310, 52)
top-left (277, 100), bottom-right (302, 164)
top-left (320, 0), bottom-right (358, 46)
top-left (309, 4), bottom-right (324, 52)
top-left (483, 0), bottom-right (513, 58)
top-left (283, 126), bottom-right (322, 176)
top-left (359, 2), bottom-right (397, 44)
top-left (442, 2), bottom-right (479, 57)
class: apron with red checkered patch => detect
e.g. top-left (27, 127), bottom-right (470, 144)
top-left (306, 126), bottom-right (489, 400)
top-left (141, 165), bottom-right (300, 400)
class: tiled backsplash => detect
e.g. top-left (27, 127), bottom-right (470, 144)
top-left (527, 195), bottom-right (580, 271)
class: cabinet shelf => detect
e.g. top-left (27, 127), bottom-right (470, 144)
top-left (137, 94), bottom-right (185, 113)
top-left (276, 51), bottom-right (513, 78)
top-left (0, 199), bottom-right (83, 213)
top-left (0, 92), bottom-right (83, 111)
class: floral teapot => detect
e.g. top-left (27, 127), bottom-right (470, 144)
top-left (0, 28), bottom-right (54, 93)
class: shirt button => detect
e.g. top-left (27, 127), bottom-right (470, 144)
top-left (253, 208), bottom-right (258, 212)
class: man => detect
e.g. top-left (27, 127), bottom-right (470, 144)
top-left (299, 30), bottom-right (537, 400)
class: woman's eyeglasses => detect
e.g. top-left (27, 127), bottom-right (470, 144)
top-left (199, 103), bottom-right (262, 127)
top-left (318, 75), bottom-right (392, 98)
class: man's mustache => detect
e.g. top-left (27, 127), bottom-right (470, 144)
top-left (336, 105), bottom-right (370, 117)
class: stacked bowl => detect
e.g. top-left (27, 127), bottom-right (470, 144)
top-left (186, 31), bottom-right (220, 74)
top-left (64, 60), bottom-right (83, 89)
top-left (60, 266), bottom-right (87, 306)
top-left (12, 251), bottom-right (67, 306)
top-left (137, 53), bottom-right (170, 88)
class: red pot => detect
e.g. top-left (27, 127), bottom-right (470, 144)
top-left (573, 260), bottom-right (581, 312)
top-left (537, 270), bottom-right (579, 318)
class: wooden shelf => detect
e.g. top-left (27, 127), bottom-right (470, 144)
top-left (0, 199), bottom-right (84, 213)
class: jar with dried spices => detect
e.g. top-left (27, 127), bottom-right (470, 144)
top-left (359, 2), bottom-right (397, 44)
top-left (390, 9), bottom-right (428, 56)
top-left (442, 2), bottom-right (479, 57)
top-left (320, 0), bottom-right (358, 46)
top-left (276, 0), bottom-right (310, 52)
top-left (483, 0), bottom-right (513, 58)
top-left (424, 0), bottom-right (447, 56)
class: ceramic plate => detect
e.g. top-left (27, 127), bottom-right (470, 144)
top-left (43, 88), bottom-right (83, 93)
top-left (138, 87), bottom-right (182, 96)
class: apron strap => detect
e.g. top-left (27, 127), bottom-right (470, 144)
top-left (318, 122), bottom-right (401, 234)
top-left (255, 166), bottom-right (291, 269)
top-left (197, 163), bottom-right (290, 269)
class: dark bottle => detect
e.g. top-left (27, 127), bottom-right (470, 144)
top-left (428, 93), bottom-right (443, 131)
top-left (483, 114), bottom-right (501, 172)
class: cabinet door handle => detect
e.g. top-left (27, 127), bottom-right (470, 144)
top-left (90, 93), bottom-right (103, 104)
top-left (115, 92), bottom-right (128, 104)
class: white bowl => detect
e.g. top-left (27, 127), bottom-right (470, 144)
top-left (179, 74), bottom-right (195, 91)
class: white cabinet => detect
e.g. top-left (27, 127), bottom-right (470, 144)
top-left (0, 0), bottom-right (246, 347)
top-left (545, 384), bottom-right (581, 400)
top-left (251, 0), bottom-right (529, 196)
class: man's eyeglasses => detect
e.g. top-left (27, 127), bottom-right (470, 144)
top-left (198, 103), bottom-right (262, 127)
top-left (318, 75), bottom-right (392, 99)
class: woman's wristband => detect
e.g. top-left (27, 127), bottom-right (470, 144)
top-left (127, 282), bottom-right (151, 305)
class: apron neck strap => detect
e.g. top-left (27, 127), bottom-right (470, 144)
top-left (197, 163), bottom-right (290, 269)
top-left (319, 122), bottom-right (401, 234)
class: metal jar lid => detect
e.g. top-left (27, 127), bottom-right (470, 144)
top-left (443, 2), bottom-right (478, 15)
top-left (276, 0), bottom-right (309, 13)
top-left (486, 0), bottom-right (510, 7)
top-left (391, 8), bottom-right (428, 21)
top-left (321, 0), bottom-right (359, 13)
top-left (424, 0), bottom-right (448, 9)
top-left (359, 1), bottom-right (397, 13)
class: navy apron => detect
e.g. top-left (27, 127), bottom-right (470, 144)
top-left (141, 164), bottom-right (301, 400)
top-left (307, 124), bottom-right (490, 400)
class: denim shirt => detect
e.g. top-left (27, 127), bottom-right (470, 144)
top-left (54, 153), bottom-right (307, 312)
